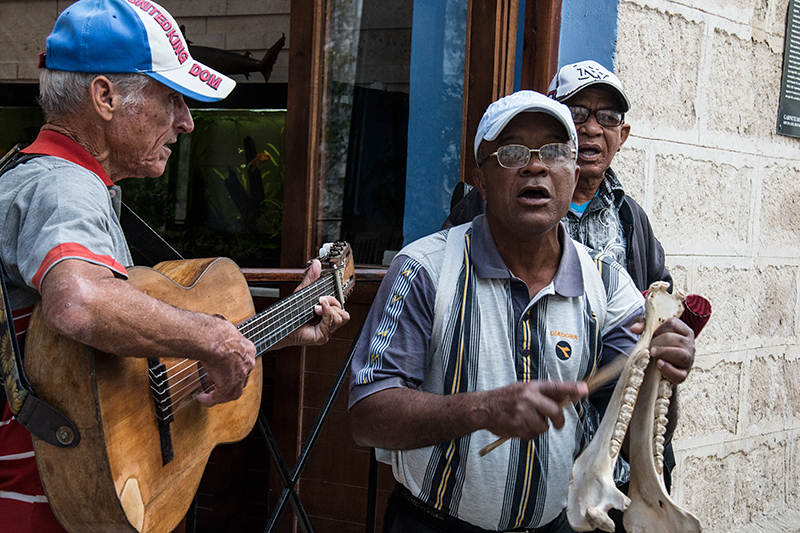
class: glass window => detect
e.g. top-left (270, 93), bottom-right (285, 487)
top-left (123, 109), bottom-right (286, 268)
top-left (316, 0), bottom-right (467, 265)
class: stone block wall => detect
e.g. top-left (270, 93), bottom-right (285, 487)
top-left (0, 0), bottom-right (290, 85)
top-left (614, 0), bottom-right (800, 530)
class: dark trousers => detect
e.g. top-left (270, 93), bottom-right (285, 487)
top-left (382, 483), bottom-right (575, 533)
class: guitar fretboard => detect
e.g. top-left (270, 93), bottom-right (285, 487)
top-left (237, 273), bottom-right (339, 355)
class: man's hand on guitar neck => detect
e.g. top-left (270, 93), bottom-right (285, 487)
top-left (273, 259), bottom-right (351, 350)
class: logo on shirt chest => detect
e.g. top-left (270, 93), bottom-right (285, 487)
top-left (550, 330), bottom-right (578, 341)
top-left (555, 340), bottom-right (572, 360)
top-left (550, 330), bottom-right (579, 361)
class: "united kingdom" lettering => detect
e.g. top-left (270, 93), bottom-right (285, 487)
top-left (127, 0), bottom-right (189, 65)
top-left (189, 64), bottom-right (222, 90)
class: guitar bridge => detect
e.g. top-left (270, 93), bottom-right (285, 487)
top-left (148, 358), bottom-right (175, 465)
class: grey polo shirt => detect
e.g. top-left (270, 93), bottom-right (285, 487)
top-left (0, 130), bottom-right (131, 319)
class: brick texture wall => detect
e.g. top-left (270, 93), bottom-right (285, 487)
top-left (614, 0), bottom-right (800, 531)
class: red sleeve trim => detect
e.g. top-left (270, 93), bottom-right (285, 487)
top-left (32, 243), bottom-right (128, 291)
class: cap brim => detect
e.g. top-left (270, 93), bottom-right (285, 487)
top-left (484, 105), bottom-right (570, 141)
top-left (474, 91), bottom-right (579, 159)
top-left (147, 63), bottom-right (236, 103)
top-left (482, 105), bottom-right (578, 154)
top-left (559, 81), bottom-right (630, 113)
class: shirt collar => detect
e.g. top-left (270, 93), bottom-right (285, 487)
top-left (602, 167), bottom-right (626, 208)
top-left (22, 130), bottom-right (113, 187)
top-left (470, 215), bottom-right (584, 297)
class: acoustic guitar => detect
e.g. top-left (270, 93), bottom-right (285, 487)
top-left (24, 243), bottom-right (355, 533)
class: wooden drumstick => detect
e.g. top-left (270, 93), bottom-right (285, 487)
top-left (478, 354), bottom-right (628, 457)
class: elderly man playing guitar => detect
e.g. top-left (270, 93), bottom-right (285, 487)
top-left (0, 1), bottom-right (349, 532)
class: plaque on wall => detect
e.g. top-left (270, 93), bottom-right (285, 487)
top-left (778, 0), bottom-right (800, 137)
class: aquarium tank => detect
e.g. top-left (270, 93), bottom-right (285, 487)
top-left (122, 109), bottom-right (286, 268)
top-left (0, 107), bottom-right (286, 268)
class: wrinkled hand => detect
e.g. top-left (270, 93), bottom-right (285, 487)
top-left (485, 380), bottom-right (588, 441)
top-left (631, 316), bottom-right (695, 384)
top-left (285, 259), bottom-right (350, 346)
top-left (197, 317), bottom-right (256, 407)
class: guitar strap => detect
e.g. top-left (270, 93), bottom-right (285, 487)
top-left (0, 144), bottom-right (79, 447)
top-left (0, 142), bottom-right (183, 447)
top-left (0, 253), bottom-right (81, 448)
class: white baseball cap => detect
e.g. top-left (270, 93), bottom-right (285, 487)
top-left (547, 60), bottom-right (630, 112)
top-left (42, 0), bottom-right (235, 102)
top-left (474, 90), bottom-right (578, 159)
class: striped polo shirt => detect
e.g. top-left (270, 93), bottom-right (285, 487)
top-left (349, 215), bottom-right (643, 531)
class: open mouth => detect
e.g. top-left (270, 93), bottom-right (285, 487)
top-left (519, 186), bottom-right (550, 200)
top-left (578, 146), bottom-right (602, 160)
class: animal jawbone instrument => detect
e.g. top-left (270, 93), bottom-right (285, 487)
top-left (566, 282), bottom-right (702, 533)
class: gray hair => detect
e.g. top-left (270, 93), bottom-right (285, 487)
top-left (38, 70), bottom-right (153, 122)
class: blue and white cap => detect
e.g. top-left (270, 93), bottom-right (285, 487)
top-left (474, 90), bottom-right (578, 159)
top-left (42, 0), bottom-right (235, 102)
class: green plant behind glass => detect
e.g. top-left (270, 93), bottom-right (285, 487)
top-left (123, 110), bottom-right (286, 268)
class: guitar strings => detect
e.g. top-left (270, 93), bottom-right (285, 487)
top-left (241, 280), bottom-right (335, 353)
top-left (149, 280), bottom-right (327, 395)
top-left (150, 362), bottom-right (214, 419)
top-left (147, 276), bottom-right (340, 417)
top-left (239, 278), bottom-right (336, 346)
top-left (149, 360), bottom-right (209, 416)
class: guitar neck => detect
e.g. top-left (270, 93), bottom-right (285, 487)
top-left (236, 273), bottom-right (339, 356)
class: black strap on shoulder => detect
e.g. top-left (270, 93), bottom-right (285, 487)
top-left (120, 202), bottom-right (183, 265)
top-left (0, 144), bottom-right (80, 447)
top-left (0, 268), bottom-right (80, 447)
top-left (0, 143), bottom-right (39, 175)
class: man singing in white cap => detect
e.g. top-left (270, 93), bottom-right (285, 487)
top-left (348, 90), bottom-right (695, 532)
top-left (445, 61), bottom-right (671, 295)
top-left (0, 1), bottom-right (348, 530)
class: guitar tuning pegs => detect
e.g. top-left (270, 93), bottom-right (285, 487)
top-left (318, 242), bottom-right (333, 259)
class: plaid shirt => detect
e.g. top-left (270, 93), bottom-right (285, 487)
top-left (563, 168), bottom-right (628, 268)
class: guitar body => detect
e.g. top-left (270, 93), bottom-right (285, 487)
top-left (25, 258), bottom-right (263, 533)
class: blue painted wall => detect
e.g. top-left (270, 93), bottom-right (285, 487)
top-left (402, 0), bottom-right (467, 246)
top-left (515, 0), bottom-right (621, 89)
top-left (558, 0), bottom-right (620, 71)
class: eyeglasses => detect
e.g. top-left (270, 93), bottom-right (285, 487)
top-left (568, 106), bottom-right (624, 127)
top-left (485, 143), bottom-right (577, 169)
